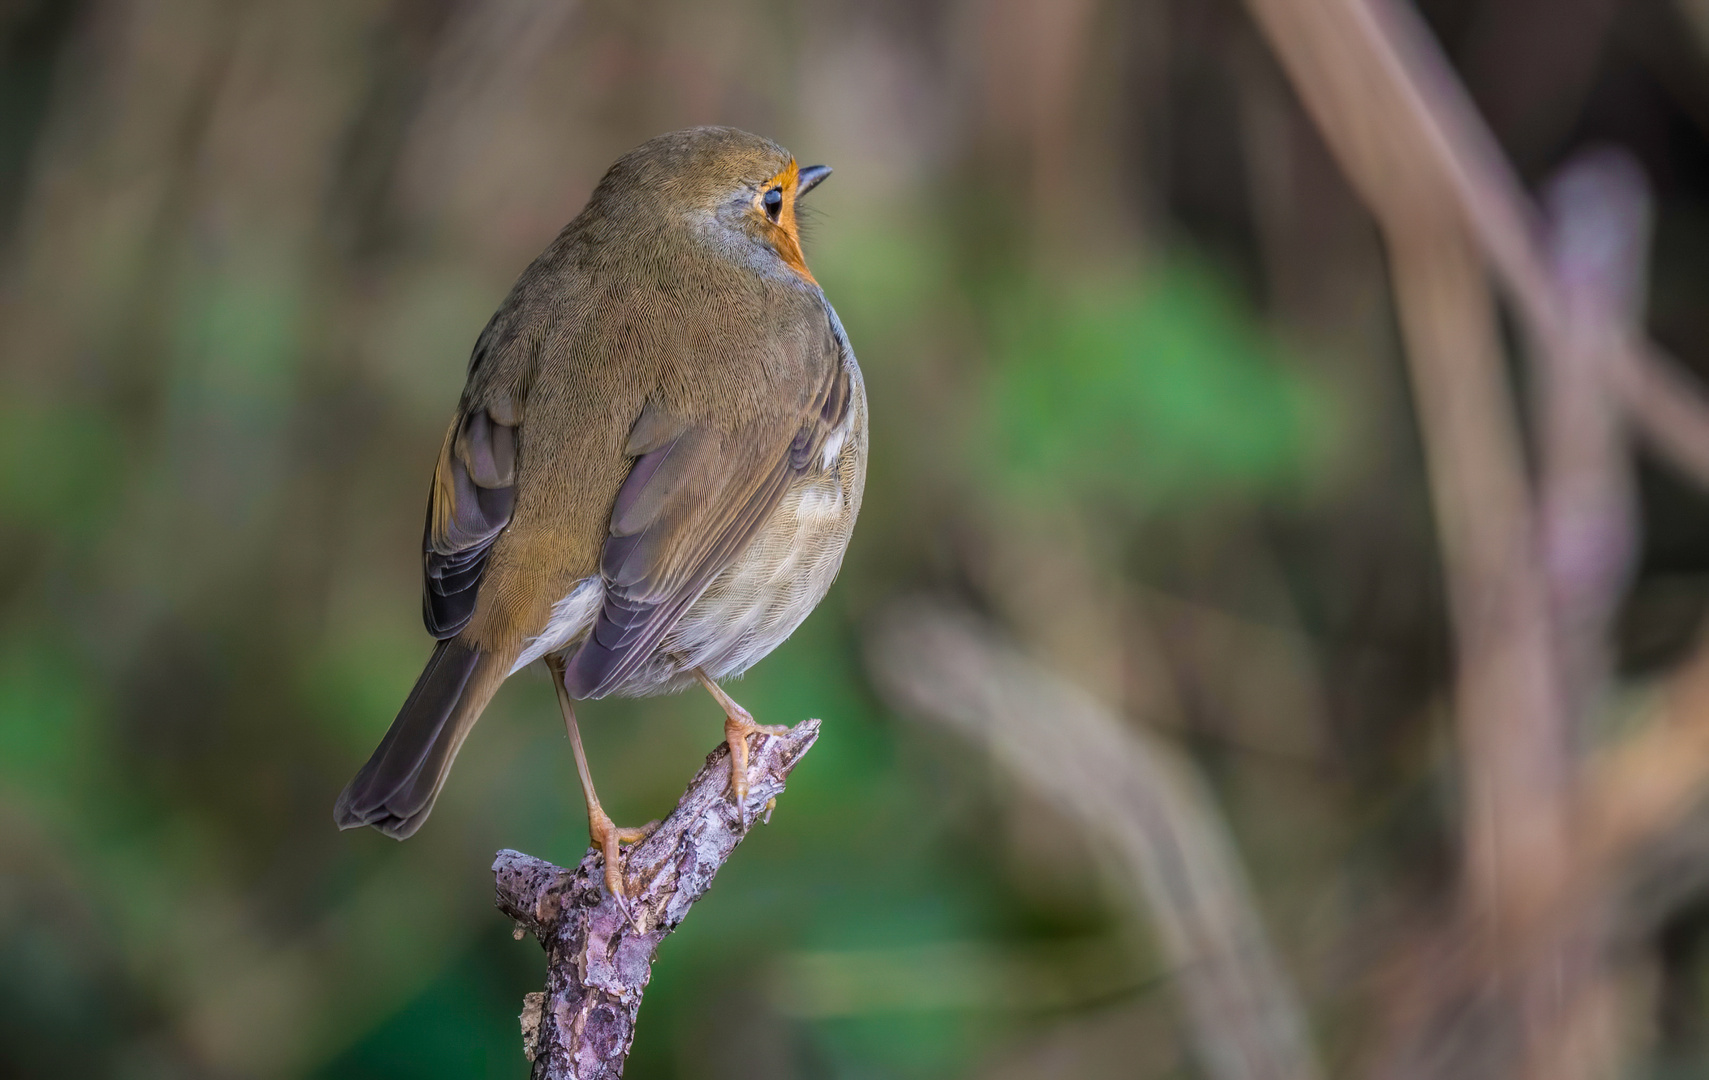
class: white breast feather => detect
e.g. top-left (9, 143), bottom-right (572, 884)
top-left (509, 576), bottom-right (603, 674)
top-left (819, 426), bottom-right (848, 471)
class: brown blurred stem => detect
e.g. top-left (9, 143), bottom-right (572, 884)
top-left (868, 601), bottom-right (1323, 1080)
top-left (1240, 0), bottom-right (1674, 1077)
top-left (1243, 0), bottom-right (1709, 490)
top-left (494, 720), bottom-right (819, 1079)
top-left (1383, 220), bottom-right (1579, 1080)
top-left (1387, 218), bottom-right (1573, 918)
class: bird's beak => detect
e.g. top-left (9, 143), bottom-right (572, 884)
top-left (796, 164), bottom-right (832, 197)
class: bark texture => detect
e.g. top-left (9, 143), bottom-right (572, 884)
top-left (494, 719), bottom-right (820, 1079)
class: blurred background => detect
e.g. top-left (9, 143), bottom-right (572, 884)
top-left (2, 0), bottom-right (1709, 1077)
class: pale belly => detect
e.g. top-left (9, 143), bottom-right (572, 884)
top-left (649, 470), bottom-right (855, 687)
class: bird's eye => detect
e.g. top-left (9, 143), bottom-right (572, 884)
top-left (762, 186), bottom-right (784, 222)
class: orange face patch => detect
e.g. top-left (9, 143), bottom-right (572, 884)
top-left (756, 160), bottom-right (815, 285)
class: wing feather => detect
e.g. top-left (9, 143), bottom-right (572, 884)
top-left (564, 316), bottom-right (852, 697)
top-left (423, 399), bottom-right (522, 639)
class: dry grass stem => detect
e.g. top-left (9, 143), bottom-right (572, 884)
top-left (867, 600), bottom-right (1323, 1080)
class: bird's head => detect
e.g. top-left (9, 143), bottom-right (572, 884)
top-left (585, 127), bottom-right (832, 285)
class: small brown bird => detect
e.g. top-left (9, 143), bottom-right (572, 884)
top-left (335, 127), bottom-right (866, 899)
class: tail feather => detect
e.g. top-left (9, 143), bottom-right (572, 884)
top-left (334, 638), bottom-right (507, 839)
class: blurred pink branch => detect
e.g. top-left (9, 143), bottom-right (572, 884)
top-left (1537, 149), bottom-right (1648, 717)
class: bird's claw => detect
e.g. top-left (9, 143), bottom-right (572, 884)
top-left (723, 713), bottom-right (789, 820)
top-left (589, 809), bottom-right (660, 931)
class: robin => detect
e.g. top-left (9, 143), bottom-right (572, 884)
top-left (334, 127), bottom-right (866, 901)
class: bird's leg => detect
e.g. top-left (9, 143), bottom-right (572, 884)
top-left (693, 667), bottom-right (789, 809)
top-left (547, 655), bottom-right (658, 906)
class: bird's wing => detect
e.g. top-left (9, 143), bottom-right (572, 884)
top-left (422, 399), bottom-right (521, 638)
top-left (422, 310), bottom-right (535, 640)
top-left (564, 315), bottom-right (853, 698)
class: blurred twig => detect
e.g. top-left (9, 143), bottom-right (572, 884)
top-left (1246, 8), bottom-right (1575, 1076)
top-left (1387, 215), bottom-right (1572, 912)
top-left (1240, 0), bottom-right (1704, 1077)
top-left (1243, 0), bottom-right (1709, 490)
top-left (867, 600), bottom-right (1323, 1080)
top-left (495, 721), bottom-right (818, 1080)
top-left (1382, 218), bottom-right (1580, 1080)
top-left (1538, 149), bottom-right (1648, 721)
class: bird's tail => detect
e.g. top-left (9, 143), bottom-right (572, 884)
top-left (334, 638), bottom-right (509, 839)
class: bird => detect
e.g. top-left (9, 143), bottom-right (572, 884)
top-left (334, 127), bottom-right (866, 902)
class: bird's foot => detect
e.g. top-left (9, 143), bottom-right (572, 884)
top-left (724, 709), bottom-right (790, 810)
top-left (588, 806), bottom-right (661, 918)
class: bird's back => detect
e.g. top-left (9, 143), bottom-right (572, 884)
top-left (457, 200), bottom-right (844, 667)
